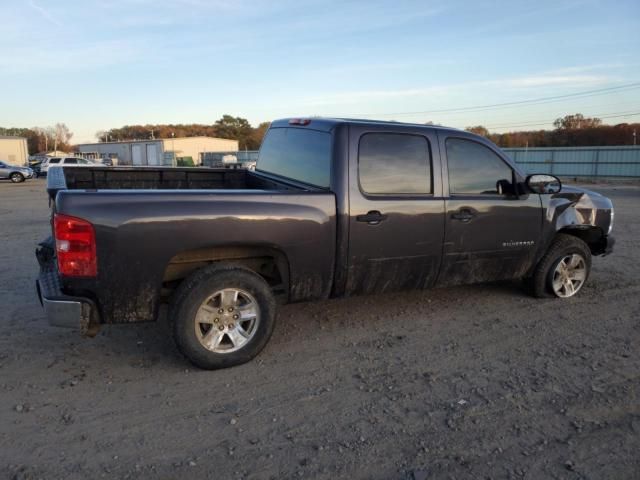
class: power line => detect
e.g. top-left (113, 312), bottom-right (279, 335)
top-left (482, 106), bottom-right (640, 126)
top-left (482, 109), bottom-right (640, 130)
top-left (343, 82), bottom-right (640, 117)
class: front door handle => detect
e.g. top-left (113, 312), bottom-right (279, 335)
top-left (356, 210), bottom-right (388, 225)
top-left (451, 208), bottom-right (475, 222)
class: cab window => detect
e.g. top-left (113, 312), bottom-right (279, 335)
top-left (359, 133), bottom-right (432, 195)
top-left (446, 138), bottom-right (513, 195)
top-left (257, 127), bottom-right (331, 188)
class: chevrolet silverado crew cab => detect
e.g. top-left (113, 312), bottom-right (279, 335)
top-left (36, 118), bottom-right (614, 369)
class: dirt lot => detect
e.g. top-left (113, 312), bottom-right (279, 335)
top-left (1, 178), bottom-right (638, 480)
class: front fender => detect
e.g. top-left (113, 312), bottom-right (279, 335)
top-left (545, 186), bottom-right (613, 233)
top-left (535, 186), bottom-right (614, 261)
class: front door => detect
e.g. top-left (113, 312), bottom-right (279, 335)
top-left (146, 143), bottom-right (159, 165)
top-left (437, 135), bottom-right (542, 286)
top-left (346, 125), bottom-right (445, 295)
top-left (132, 144), bottom-right (143, 165)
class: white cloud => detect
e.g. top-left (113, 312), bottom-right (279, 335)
top-left (300, 69), bottom-right (621, 107)
top-left (489, 74), bottom-right (613, 88)
top-left (0, 40), bottom-right (145, 74)
top-left (28, 0), bottom-right (62, 26)
top-left (302, 86), bottom-right (455, 107)
top-left (545, 63), bottom-right (629, 75)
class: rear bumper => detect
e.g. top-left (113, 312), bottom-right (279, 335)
top-left (36, 259), bottom-right (99, 333)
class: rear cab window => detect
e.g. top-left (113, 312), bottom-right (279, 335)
top-left (257, 127), bottom-right (332, 188)
top-left (358, 133), bottom-right (432, 195)
top-left (48, 158), bottom-right (61, 164)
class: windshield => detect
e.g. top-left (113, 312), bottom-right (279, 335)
top-left (257, 127), bottom-right (331, 188)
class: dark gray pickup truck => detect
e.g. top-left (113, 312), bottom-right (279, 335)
top-left (36, 118), bottom-right (614, 369)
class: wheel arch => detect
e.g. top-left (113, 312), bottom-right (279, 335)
top-left (557, 225), bottom-right (607, 255)
top-left (161, 245), bottom-right (290, 303)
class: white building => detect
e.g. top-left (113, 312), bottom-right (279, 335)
top-left (0, 136), bottom-right (29, 166)
top-left (76, 136), bottom-right (239, 166)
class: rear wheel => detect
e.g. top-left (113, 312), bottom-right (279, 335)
top-left (170, 264), bottom-right (277, 369)
top-left (529, 234), bottom-right (592, 298)
top-left (10, 172), bottom-right (24, 183)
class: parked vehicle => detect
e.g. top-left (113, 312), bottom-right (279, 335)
top-left (35, 118), bottom-right (615, 369)
top-left (0, 160), bottom-right (33, 183)
top-left (29, 160), bottom-right (43, 173)
top-left (29, 157), bottom-right (46, 169)
top-left (37, 156), bottom-right (96, 177)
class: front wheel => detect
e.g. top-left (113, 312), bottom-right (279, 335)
top-left (528, 234), bottom-right (592, 298)
top-left (170, 264), bottom-right (277, 369)
top-left (10, 172), bottom-right (24, 183)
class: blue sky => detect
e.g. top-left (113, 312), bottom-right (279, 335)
top-left (1, 0), bottom-right (639, 143)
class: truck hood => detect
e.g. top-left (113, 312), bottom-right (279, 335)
top-left (558, 185), bottom-right (608, 198)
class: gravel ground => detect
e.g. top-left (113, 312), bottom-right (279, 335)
top-left (1, 178), bottom-right (639, 480)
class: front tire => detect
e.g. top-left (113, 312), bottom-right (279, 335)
top-left (170, 264), bottom-right (277, 369)
top-left (10, 172), bottom-right (24, 183)
top-left (529, 234), bottom-right (592, 298)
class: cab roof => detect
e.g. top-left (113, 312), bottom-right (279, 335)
top-left (270, 117), bottom-right (465, 135)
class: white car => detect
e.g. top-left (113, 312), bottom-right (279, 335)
top-left (38, 157), bottom-right (96, 176)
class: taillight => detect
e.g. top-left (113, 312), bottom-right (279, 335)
top-left (54, 213), bottom-right (97, 277)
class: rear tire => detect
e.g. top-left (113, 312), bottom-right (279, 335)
top-left (170, 264), bottom-right (277, 369)
top-left (10, 172), bottom-right (24, 183)
top-left (528, 234), bottom-right (591, 298)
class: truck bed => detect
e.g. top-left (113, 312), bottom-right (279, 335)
top-left (51, 188), bottom-right (336, 323)
top-left (46, 166), bottom-right (303, 201)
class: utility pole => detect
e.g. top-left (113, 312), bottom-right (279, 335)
top-left (150, 128), bottom-right (155, 140)
top-left (634, 129), bottom-right (637, 146)
top-left (171, 132), bottom-right (176, 167)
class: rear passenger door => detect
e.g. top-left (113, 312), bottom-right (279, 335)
top-left (346, 125), bottom-right (445, 295)
top-left (437, 135), bottom-right (542, 286)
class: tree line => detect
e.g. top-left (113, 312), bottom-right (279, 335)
top-left (0, 124), bottom-right (73, 154)
top-left (97, 115), bottom-right (271, 151)
top-left (3, 113), bottom-right (638, 156)
top-left (466, 114), bottom-right (639, 148)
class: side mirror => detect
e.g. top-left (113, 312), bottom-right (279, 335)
top-left (526, 174), bottom-right (562, 194)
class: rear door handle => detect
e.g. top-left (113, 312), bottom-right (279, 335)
top-left (451, 209), bottom-right (476, 222)
top-left (356, 210), bottom-right (388, 225)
